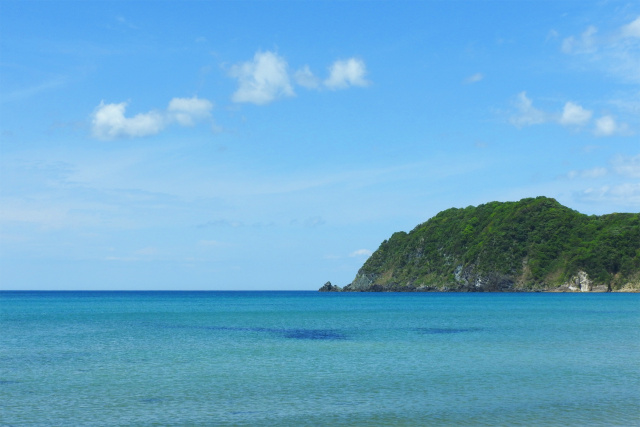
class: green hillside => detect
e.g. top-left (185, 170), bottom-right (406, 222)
top-left (334, 197), bottom-right (640, 292)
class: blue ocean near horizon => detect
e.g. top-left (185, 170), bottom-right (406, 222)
top-left (1, 291), bottom-right (639, 426)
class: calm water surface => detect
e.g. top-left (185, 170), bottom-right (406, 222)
top-left (1, 291), bottom-right (639, 426)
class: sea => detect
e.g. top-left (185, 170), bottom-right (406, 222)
top-left (1, 291), bottom-right (639, 426)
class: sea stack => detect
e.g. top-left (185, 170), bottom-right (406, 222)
top-left (318, 281), bottom-right (342, 292)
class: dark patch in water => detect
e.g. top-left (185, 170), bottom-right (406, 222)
top-left (0, 380), bottom-right (20, 385)
top-left (215, 326), bottom-right (347, 340)
top-left (416, 327), bottom-right (482, 334)
top-left (280, 329), bottom-right (346, 340)
top-left (156, 323), bottom-right (347, 340)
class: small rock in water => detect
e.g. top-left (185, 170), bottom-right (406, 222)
top-left (318, 281), bottom-right (342, 292)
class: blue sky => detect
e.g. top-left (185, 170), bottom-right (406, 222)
top-left (1, 1), bottom-right (639, 290)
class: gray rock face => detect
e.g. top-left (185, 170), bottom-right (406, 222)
top-left (342, 273), bottom-right (374, 291)
top-left (328, 267), bottom-right (616, 293)
top-left (338, 266), bottom-right (517, 292)
top-left (561, 270), bottom-right (610, 292)
top-left (452, 264), bottom-right (514, 292)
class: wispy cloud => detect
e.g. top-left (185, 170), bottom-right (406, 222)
top-left (567, 167), bottom-right (608, 180)
top-left (567, 154), bottom-right (640, 180)
top-left (91, 96), bottom-right (213, 140)
top-left (294, 65), bottom-right (321, 89)
top-left (567, 153), bottom-right (640, 207)
top-left (349, 249), bottom-right (372, 257)
top-left (579, 183), bottom-right (640, 205)
top-left (620, 16), bottom-right (640, 39)
top-left (2, 76), bottom-right (67, 103)
top-left (509, 92), bottom-right (549, 127)
top-left (612, 153), bottom-right (640, 178)
top-left (115, 16), bottom-right (139, 30)
top-left (324, 58), bottom-right (370, 90)
top-left (561, 25), bottom-right (598, 54)
top-left (509, 92), bottom-right (630, 136)
top-left (561, 16), bottom-right (640, 83)
top-left (464, 72), bottom-right (484, 84)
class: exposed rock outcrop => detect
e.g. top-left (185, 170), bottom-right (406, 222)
top-left (342, 273), bottom-right (374, 291)
top-left (557, 271), bottom-right (610, 292)
top-left (451, 264), bottom-right (515, 292)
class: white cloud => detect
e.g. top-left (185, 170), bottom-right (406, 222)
top-left (324, 58), bottom-right (370, 90)
top-left (509, 92), bottom-right (549, 127)
top-left (464, 73), bottom-right (484, 84)
top-left (621, 16), bottom-right (640, 38)
top-left (595, 115), bottom-right (616, 136)
top-left (92, 101), bottom-right (166, 140)
top-left (594, 114), bottom-right (629, 136)
top-left (91, 96), bottom-right (214, 140)
top-left (167, 96), bottom-right (213, 126)
top-left (229, 51), bottom-right (294, 105)
top-left (559, 101), bottom-right (592, 126)
top-left (612, 154), bottom-right (640, 178)
top-left (294, 65), bottom-right (320, 89)
top-left (349, 249), bottom-right (373, 257)
top-left (228, 52), bottom-right (371, 101)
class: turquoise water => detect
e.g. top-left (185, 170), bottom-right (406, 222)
top-left (1, 292), bottom-right (639, 426)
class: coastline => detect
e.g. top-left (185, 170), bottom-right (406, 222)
top-left (319, 281), bottom-right (640, 292)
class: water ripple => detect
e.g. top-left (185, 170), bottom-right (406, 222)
top-left (415, 327), bottom-right (483, 334)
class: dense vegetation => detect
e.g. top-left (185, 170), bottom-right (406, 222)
top-left (345, 197), bottom-right (640, 292)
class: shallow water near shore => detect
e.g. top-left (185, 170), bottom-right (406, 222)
top-left (1, 291), bottom-right (639, 426)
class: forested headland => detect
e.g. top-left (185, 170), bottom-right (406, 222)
top-left (321, 197), bottom-right (640, 292)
